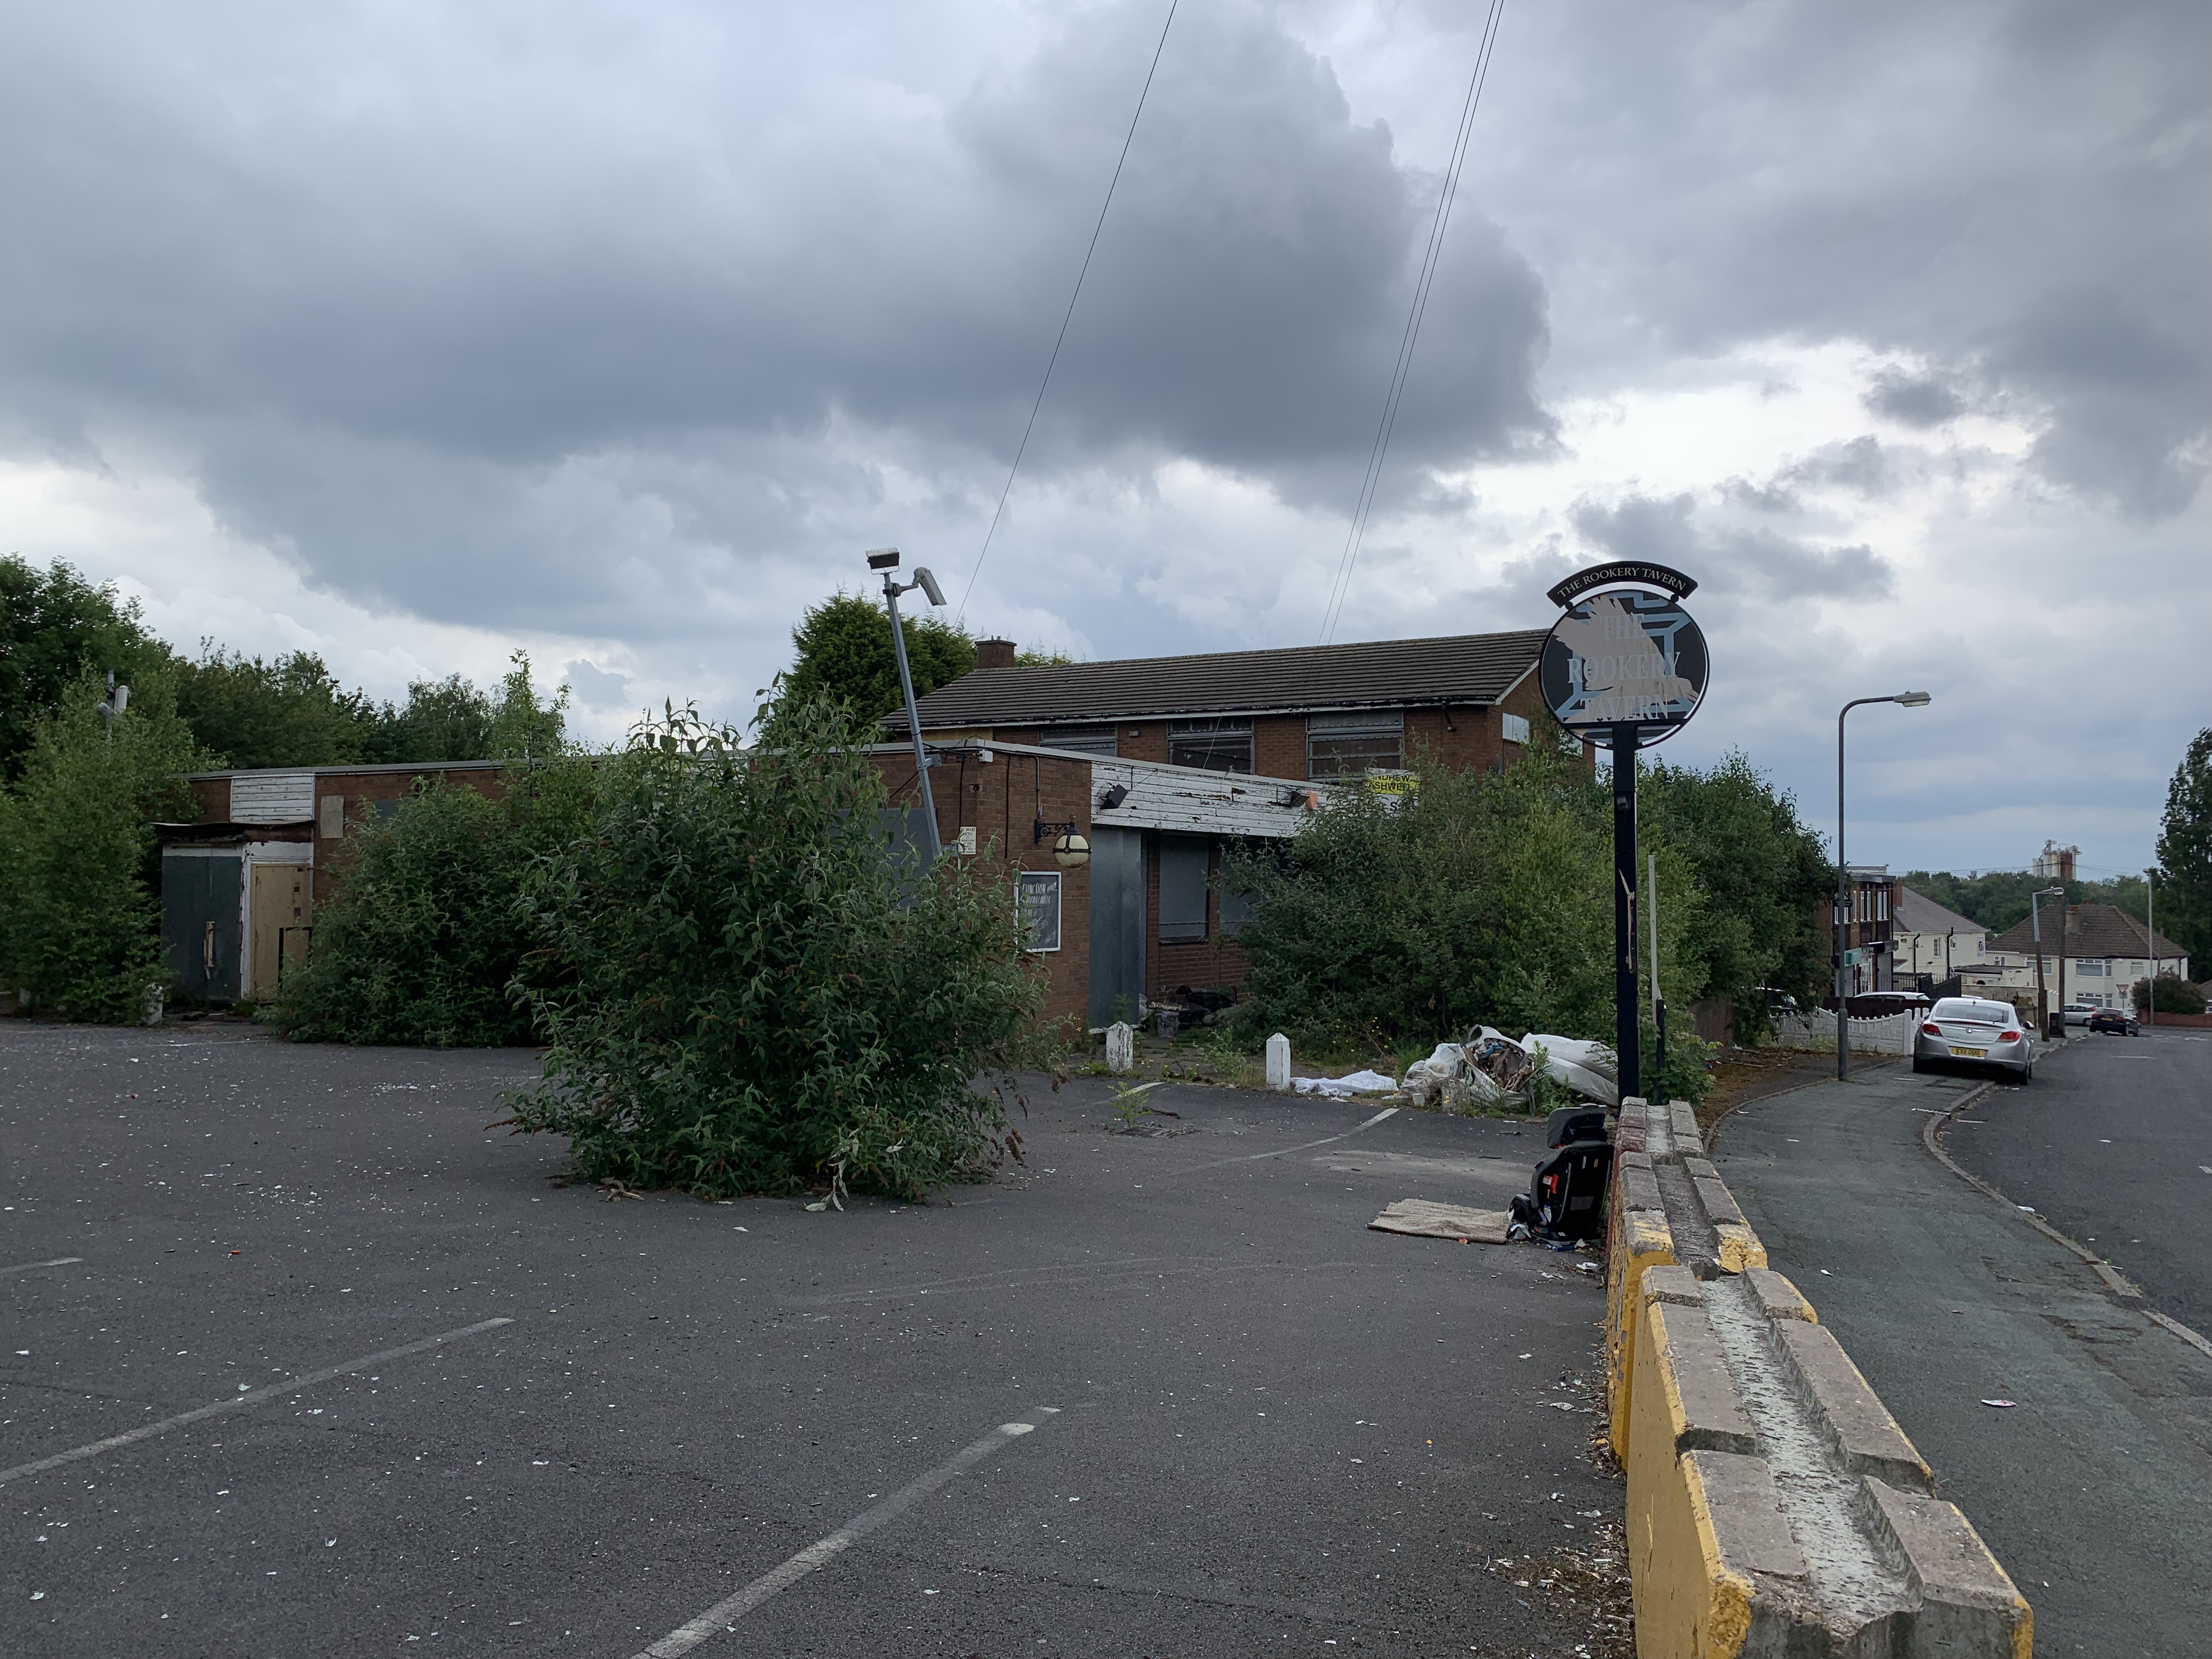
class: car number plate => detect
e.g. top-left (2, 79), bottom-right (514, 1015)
top-left (1951, 1046), bottom-right (1987, 1058)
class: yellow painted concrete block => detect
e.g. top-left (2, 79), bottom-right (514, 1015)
top-left (1607, 1207), bottom-right (1677, 1463)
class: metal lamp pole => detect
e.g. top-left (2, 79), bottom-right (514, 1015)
top-left (2145, 869), bottom-right (2157, 1030)
top-left (1836, 691), bottom-right (1931, 1079)
top-left (867, 547), bottom-right (949, 861)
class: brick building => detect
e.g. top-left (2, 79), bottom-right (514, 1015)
top-left (887, 628), bottom-right (1570, 781)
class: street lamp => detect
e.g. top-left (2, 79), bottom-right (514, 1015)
top-left (1835, 690), bottom-right (1931, 1079)
top-left (868, 547), bottom-right (949, 862)
top-left (2028, 884), bottom-right (2065, 1037)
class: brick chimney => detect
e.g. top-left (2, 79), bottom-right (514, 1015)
top-left (974, 638), bottom-right (1017, 670)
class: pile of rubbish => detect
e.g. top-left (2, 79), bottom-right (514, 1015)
top-left (1398, 1028), bottom-right (1618, 1113)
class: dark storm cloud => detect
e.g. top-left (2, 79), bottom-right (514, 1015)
top-left (0, 0), bottom-right (1553, 632)
top-left (1571, 493), bottom-right (1893, 602)
top-left (1481, 0), bottom-right (2209, 520)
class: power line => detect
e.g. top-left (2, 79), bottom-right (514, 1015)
top-left (1318, 0), bottom-right (1508, 645)
top-left (956, 0), bottom-right (1180, 624)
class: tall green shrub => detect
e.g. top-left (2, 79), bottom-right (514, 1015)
top-left (506, 694), bottom-right (1046, 1200)
top-left (1226, 741), bottom-right (1709, 1049)
top-left (267, 758), bottom-right (594, 1046)
top-left (0, 670), bottom-right (206, 1019)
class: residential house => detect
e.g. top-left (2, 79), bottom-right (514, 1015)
top-left (1835, 865), bottom-right (1904, 994)
top-left (1892, 887), bottom-right (1987, 989)
top-left (1967, 904), bottom-right (2190, 1014)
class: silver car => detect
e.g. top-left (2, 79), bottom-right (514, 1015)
top-left (1913, 997), bottom-right (2033, 1081)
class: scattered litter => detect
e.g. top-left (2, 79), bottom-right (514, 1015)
top-left (1368, 1199), bottom-right (1511, 1244)
top-left (598, 1180), bottom-right (647, 1203)
top-left (1575, 1261), bottom-right (1601, 1277)
top-left (1291, 1069), bottom-right (1399, 1098)
top-left (1980, 1398), bottom-right (2017, 1408)
top-left (2017, 1205), bottom-right (2034, 1212)
top-left (1522, 1034), bottom-right (1620, 1108)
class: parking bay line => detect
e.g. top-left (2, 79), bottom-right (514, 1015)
top-left (1, 1255), bottom-right (83, 1275)
top-left (1162, 1105), bottom-right (1401, 1176)
top-left (632, 1407), bottom-right (1062, 1658)
top-left (0, 1316), bottom-right (514, 1487)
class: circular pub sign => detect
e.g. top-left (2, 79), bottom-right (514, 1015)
top-left (1537, 562), bottom-right (1709, 748)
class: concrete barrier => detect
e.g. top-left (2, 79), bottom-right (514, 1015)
top-left (1607, 1099), bottom-right (2032, 1657)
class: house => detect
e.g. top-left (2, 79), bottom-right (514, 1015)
top-left (1836, 865), bottom-right (1905, 994)
top-left (1892, 887), bottom-right (1987, 988)
top-left (1969, 904), bottom-right (2190, 1014)
top-left (156, 742), bottom-right (1329, 1029)
top-left (888, 629), bottom-right (1572, 781)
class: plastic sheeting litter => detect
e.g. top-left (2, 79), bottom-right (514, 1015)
top-left (1290, 1069), bottom-right (1400, 1098)
top-left (1368, 1198), bottom-right (1513, 1244)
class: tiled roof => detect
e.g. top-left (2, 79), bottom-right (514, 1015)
top-left (1983, 903), bottom-right (2187, 961)
top-left (891, 629), bottom-right (1548, 731)
top-left (1895, 888), bottom-right (1983, 935)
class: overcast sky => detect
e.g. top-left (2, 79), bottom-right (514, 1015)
top-left (3, 0), bottom-right (2204, 876)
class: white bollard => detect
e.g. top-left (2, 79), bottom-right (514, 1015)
top-left (1265, 1032), bottom-right (1292, 1092)
top-left (1105, 1021), bottom-right (1136, 1074)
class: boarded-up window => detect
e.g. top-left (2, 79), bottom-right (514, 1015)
top-left (229, 771), bottom-right (315, 823)
top-left (1159, 838), bottom-right (1210, 941)
top-left (1167, 718), bottom-right (1252, 773)
top-left (1501, 712), bottom-right (1531, 745)
top-left (1219, 882), bottom-right (1254, 937)
top-left (1018, 871), bottom-right (1062, 952)
top-left (1038, 725), bottom-right (1118, 757)
top-left (1307, 710), bottom-right (1403, 778)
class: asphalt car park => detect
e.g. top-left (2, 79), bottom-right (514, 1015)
top-left (2, 1022), bottom-right (1623, 1658)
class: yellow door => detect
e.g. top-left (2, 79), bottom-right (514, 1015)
top-left (248, 864), bottom-right (313, 998)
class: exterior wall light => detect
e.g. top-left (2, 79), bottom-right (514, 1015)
top-left (1052, 832), bottom-right (1091, 868)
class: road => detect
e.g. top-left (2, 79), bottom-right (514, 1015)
top-left (1711, 1042), bottom-right (2212, 1658)
top-left (1943, 1023), bottom-right (2212, 1338)
top-left (0, 1021), bottom-right (1624, 1658)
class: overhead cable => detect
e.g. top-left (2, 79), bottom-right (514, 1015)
top-left (956, 0), bottom-right (1181, 624)
top-left (1318, 0), bottom-right (1508, 645)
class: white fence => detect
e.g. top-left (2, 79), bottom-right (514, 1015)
top-left (1770, 1011), bottom-right (1919, 1056)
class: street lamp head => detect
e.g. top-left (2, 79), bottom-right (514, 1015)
top-left (1896, 690), bottom-right (1931, 707)
top-left (865, 546), bottom-right (901, 571)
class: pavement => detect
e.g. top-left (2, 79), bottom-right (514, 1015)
top-left (1711, 1043), bottom-right (2212, 1659)
top-left (0, 1020), bottom-right (1626, 1658)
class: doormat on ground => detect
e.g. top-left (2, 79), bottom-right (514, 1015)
top-left (1368, 1199), bottom-right (1511, 1244)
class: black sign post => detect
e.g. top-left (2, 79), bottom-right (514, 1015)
top-left (1538, 572), bottom-right (1710, 1108)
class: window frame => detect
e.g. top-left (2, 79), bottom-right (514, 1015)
top-left (1305, 709), bottom-right (1406, 780)
top-left (1166, 718), bottom-right (1254, 774)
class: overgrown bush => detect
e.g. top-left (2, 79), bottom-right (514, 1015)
top-left (2135, 975), bottom-right (2205, 1015)
top-left (267, 759), bottom-right (594, 1045)
top-left (505, 694), bottom-right (1048, 1200)
top-left (1225, 740), bottom-right (1708, 1051)
top-left (0, 670), bottom-right (206, 1019)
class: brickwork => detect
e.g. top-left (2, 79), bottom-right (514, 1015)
top-left (312, 769), bottom-right (505, 897)
top-left (871, 745), bottom-right (1093, 1031)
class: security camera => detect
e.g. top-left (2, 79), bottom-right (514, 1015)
top-left (912, 567), bottom-right (947, 607)
top-left (866, 547), bottom-right (901, 571)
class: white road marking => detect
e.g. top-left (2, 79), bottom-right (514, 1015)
top-left (631, 1408), bottom-right (1062, 1658)
top-left (1167, 1107), bottom-right (1401, 1175)
top-left (0, 1318), bottom-right (513, 1487)
top-left (1, 1256), bottom-right (83, 1276)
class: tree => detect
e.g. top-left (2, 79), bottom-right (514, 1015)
top-left (506, 693), bottom-right (1046, 1200)
top-left (267, 757), bottom-right (595, 1047)
top-left (2154, 727), bottom-right (2212, 966)
top-left (174, 646), bottom-right (380, 769)
top-left (1640, 751), bottom-right (1833, 1034)
top-left (0, 668), bottom-right (208, 1018)
top-left (0, 557), bottom-right (174, 782)
top-left (785, 593), bottom-right (976, 730)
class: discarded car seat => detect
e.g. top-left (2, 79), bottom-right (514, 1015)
top-left (1545, 1106), bottom-right (1609, 1149)
top-left (1523, 1140), bottom-right (1613, 1242)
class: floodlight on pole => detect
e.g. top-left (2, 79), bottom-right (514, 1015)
top-left (1835, 690), bottom-right (1932, 1079)
top-left (873, 547), bottom-right (944, 861)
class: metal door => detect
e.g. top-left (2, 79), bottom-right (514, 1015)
top-left (1087, 826), bottom-right (1145, 1026)
top-left (161, 850), bottom-right (243, 1002)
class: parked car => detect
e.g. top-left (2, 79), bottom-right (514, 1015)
top-left (2061, 1003), bottom-right (2098, 1026)
top-left (2087, 1008), bottom-right (2138, 1036)
top-left (1914, 997), bottom-right (2034, 1081)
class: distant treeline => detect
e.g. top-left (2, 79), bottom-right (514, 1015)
top-left (1902, 868), bottom-right (2152, 939)
top-left (1, 555), bottom-right (562, 781)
